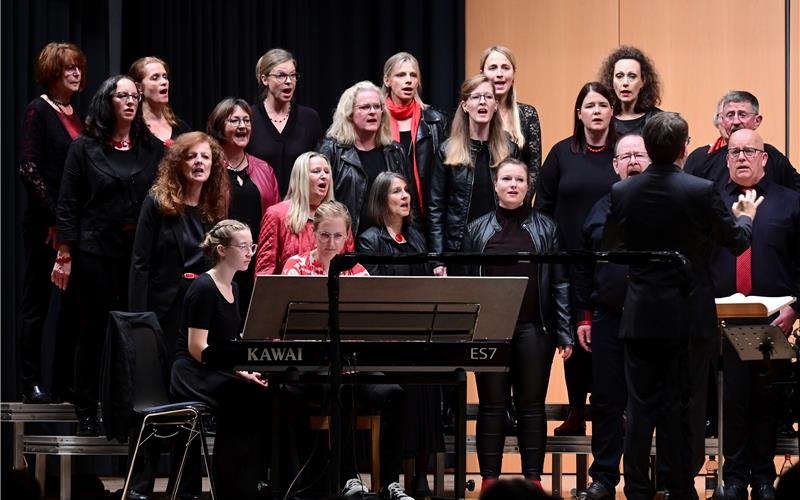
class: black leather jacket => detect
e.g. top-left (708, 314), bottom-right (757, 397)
top-left (410, 107), bottom-right (448, 217)
top-left (462, 209), bottom-right (572, 347)
top-left (356, 224), bottom-right (430, 276)
top-left (317, 137), bottom-right (412, 235)
top-left (427, 138), bottom-right (519, 254)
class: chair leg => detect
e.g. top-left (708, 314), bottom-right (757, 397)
top-left (369, 416), bottom-right (380, 491)
top-left (403, 457), bottom-right (414, 491)
top-left (170, 414), bottom-right (200, 500)
top-left (199, 423), bottom-right (217, 500)
top-left (434, 452), bottom-right (445, 496)
top-left (60, 455), bottom-right (71, 500)
top-left (122, 422), bottom-right (151, 499)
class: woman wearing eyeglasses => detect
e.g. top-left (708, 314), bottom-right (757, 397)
top-left (317, 81), bottom-right (413, 237)
top-left (248, 48), bottom-right (323, 197)
top-left (18, 42), bottom-right (87, 405)
top-left (129, 56), bottom-right (192, 147)
top-left (598, 46), bottom-right (663, 136)
top-left (381, 52), bottom-right (448, 223)
top-left (207, 97), bottom-right (280, 324)
top-left (126, 131), bottom-right (229, 499)
top-left (534, 82), bottom-right (619, 437)
top-left (171, 219), bottom-right (276, 500)
top-left (480, 46), bottom-right (543, 192)
top-left (53, 75), bottom-right (163, 435)
top-left (282, 201), bottom-right (368, 276)
top-left (427, 74), bottom-right (517, 276)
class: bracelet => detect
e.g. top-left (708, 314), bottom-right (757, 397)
top-left (55, 255), bottom-right (72, 264)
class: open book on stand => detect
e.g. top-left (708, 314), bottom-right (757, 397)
top-left (715, 293), bottom-right (796, 318)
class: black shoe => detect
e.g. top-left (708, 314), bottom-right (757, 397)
top-left (554, 408), bottom-right (586, 436)
top-left (411, 474), bottom-right (432, 498)
top-left (750, 483), bottom-right (776, 500)
top-left (576, 481), bottom-right (614, 500)
top-left (76, 415), bottom-right (99, 436)
top-left (722, 482), bottom-right (748, 500)
top-left (22, 384), bottom-right (51, 404)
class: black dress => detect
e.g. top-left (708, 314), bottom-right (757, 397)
top-left (227, 169), bottom-right (262, 328)
top-left (247, 101), bottom-right (323, 197)
top-left (171, 273), bottom-right (272, 500)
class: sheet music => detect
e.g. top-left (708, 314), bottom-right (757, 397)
top-left (715, 293), bottom-right (796, 317)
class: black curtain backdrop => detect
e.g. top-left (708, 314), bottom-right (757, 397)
top-left (2, 0), bottom-right (464, 469)
top-left (120, 0), bottom-right (464, 131)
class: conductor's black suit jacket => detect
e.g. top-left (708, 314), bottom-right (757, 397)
top-left (603, 163), bottom-right (753, 341)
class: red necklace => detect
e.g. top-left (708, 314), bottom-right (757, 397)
top-left (394, 233), bottom-right (406, 243)
top-left (109, 138), bottom-right (132, 150)
top-left (586, 143), bottom-right (607, 153)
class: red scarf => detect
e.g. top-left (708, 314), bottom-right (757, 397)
top-left (708, 136), bottom-right (727, 154)
top-left (386, 96), bottom-right (424, 214)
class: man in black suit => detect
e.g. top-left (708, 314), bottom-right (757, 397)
top-left (603, 112), bottom-right (762, 500)
top-left (710, 128), bottom-right (800, 500)
top-left (684, 90), bottom-right (800, 192)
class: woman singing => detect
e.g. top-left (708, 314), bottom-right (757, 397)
top-left (535, 82), bottom-right (618, 437)
top-left (18, 42), bottom-right (87, 404)
top-left (463, 158), bottom-right (572, 492)
top-left (317, 81), bottom-right (412, 236)
top-left (248, 48), bottom-right (323, 197)
top-left (53, 75), bottom-right (162, 435)
top-left (381, 52), bottom-right (448, 220)
top-left (480, 45), bottom-right (543, 191)
top-left (427, 74), bottom-right (517, 276)
top-left (207, 97), bottom-right (280, 322)
top-left (128, 56), bottom-right (192, 146)
top-left (598, 46), bottom-right (663, 136)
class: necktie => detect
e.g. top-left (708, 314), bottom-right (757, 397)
top-left (735, 187), bottom-right (753, 295)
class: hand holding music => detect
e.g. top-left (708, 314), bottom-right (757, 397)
top-left (433, 265), bottom-right (447, 276)
top-left (771, 306), bottom-right (799, 336)
top-left (731, 189), bottom-right (764, 220)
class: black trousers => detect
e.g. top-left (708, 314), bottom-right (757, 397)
top-left (721, 338), bottom-right (780, 487)
top-left (563, 335), bottom-right (592, 409)
top-left (476, 322), bottom-right (555, 479)
top-left (18, 219), bottom-right (77, 396)
top-left (623, 339), bottom-right (696, 500)
top-left (587, 309), bottom-right (626, 489)
top-left (73, 244), bottom-right (133, 417)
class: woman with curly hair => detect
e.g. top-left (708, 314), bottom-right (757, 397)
top-left (128, 56), bottom-right (192, 147)
top-left (598, 45), bottom-right (663, 136)
top-left (129, 131), bottom-right (230, 355)
top-left (53, 74), bottom-right (163, 435)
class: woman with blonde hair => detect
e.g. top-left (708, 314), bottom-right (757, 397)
top-left (381, 52), bottom-right (447, 220)
top-left (480, 45), bottom-right (543, 191)
top-left (255, 151), bottom-right (354, 275)
top-left (128, 56), bottom-right (191, 147)
top-left (248, 48), bottom-right (323, 196)
top-left (318, 80), bottom-right (412, 236)
top-left (427, 74), bottom-right (517, 275)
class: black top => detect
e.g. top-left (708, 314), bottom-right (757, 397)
top-left (467, 140), bottom-right (495, 223)
top-left (685, 142), bottom-right (800, 193)
top-left (177, 273), bottom-right (240, 361)
top-left (356, 224), bottom-right (429, 276)
top-left (613, 108), bottom-right (662, 136)
top-left (106, 148), bottom-right (137, 185)
top-left (399, 130), bottom-right (412, 154)
top-left (356, 147), bottom-right (386, 232)
top-left (517, 102), bottom-right (543, 191)
top-left (535, 137), bottom-right (618, 250)
top-left (247, 102), bottom-right (323, 197)
top-left (485, 204), bottom-right (541, 324)
top-left (180, 205), bottom-right (205, 274)
top-left (227, 170), bottom-right (262, 238)
top-left (710, 178), bottom-right (800, 315)
top-left (158, 118), bottom-right (192, 146)
top-left (19, 96), bottom-right (82, 223)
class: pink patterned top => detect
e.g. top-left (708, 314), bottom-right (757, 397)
top-left (281, 250), bottom-right (369, 276)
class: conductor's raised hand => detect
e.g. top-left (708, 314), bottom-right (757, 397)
top-left (732, 189), bottom-right (764, 220)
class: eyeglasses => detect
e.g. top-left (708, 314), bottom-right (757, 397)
top-left (355, 103), bottom-right (382, 113)
top-left (616, 152), bottom-right (649, 163)
top-left (229, 243), bottom-right (257, 253)
top-left (226, 117), bottom-right (252, 126)
top-left (267, 73), bottom-right (300, 83)
top-left (112, 92), bottom-right (142, 102)
top-left (467, 93), bottom-right (495, 103)
top-left (317, 231), bottom-right (346, 243)
top-left (719, 110), bottom-right (757, 122)
top-left (727, 147), bottom-right (764, 159)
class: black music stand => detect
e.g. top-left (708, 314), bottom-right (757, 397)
top-left (713, 296), bottom-right (796, 499)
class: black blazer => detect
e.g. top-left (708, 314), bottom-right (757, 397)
top-left (129, 194), bottom-right (211, 318)
top-left (603, 163), bottom-right (753, 340)
top-left (56, 135), bottom-right (162, 257)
